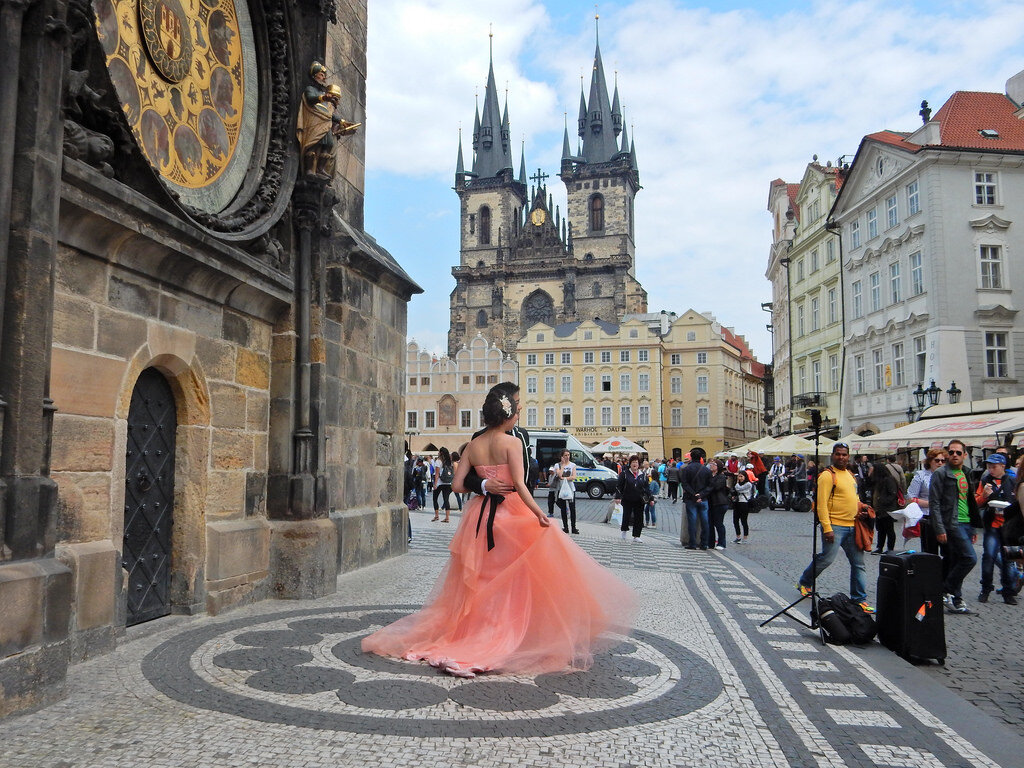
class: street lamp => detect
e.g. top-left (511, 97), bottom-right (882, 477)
top-left (946, 381), bottom-right (962, 404)
top-left (926, 379), bottom-right (941, 407)
top-left (913, 382), bottom-right (926, 411)
top-left (906, 406), bottom-right (917, 424)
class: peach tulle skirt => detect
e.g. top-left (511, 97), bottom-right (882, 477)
top-left (361, 464), bottom-right (637, 676)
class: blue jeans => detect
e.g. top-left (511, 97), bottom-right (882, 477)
top-left (645, 501), bottom-right (657, 525)
top-left (980, 526), bottom-right (1010, 594)
top-left (798, 524), bottom-right (866, 602)
top-left (685, 499), bottom-right (710, 548)
top-left (942, 522), bottom-right (978, 598)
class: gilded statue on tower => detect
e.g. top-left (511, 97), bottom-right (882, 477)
top-left (296, 61), bottom-right (359, 178)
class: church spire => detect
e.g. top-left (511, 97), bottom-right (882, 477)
top-left (472, 33), bottom-right (513, 178)
top-left (582, 16), bottom-right (620, 164)
top-left (561, 118), bottom-right (572, 162)
top-left (577, 84), bottom-right (587, 139)
top-left (611, 74), bottom-right (622, 136)
top-left (518, 141), bottom-right (527, 184)
top-left (619, 117), bottom-right (629, 156)
top-left (456, 128), bottom-right (466, 181)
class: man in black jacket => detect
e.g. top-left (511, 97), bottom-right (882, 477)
top-left (929, 439), bottom-right (982, 614)
top-left (680, 447), bottom-right (712, 549)
top-left (461, 382), bottom-right (530, 497)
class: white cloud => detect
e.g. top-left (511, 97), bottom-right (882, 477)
top-left (366, 0), bottom-right (1024, 360)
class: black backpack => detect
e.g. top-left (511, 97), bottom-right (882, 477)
top-left (439, 464), bottom-right (454, 484)
top-left (817, 592), bottom-right (877, 645)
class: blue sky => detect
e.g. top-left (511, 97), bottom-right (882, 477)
top-left (364, 0), bottom-right (1024, 361)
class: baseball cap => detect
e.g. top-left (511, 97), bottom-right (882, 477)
top-left (985, 453), bottom-right (1007, 465)
top-left (745, 463), bottom-right (754, 469)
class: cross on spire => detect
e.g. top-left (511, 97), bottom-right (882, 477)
top-left (530, 168), bottom-right (549, 187)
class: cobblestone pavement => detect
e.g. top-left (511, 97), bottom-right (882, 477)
top-left (1, 500), bottom-right (1020, 768)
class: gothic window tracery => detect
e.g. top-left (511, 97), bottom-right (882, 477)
top-left (476, 309), bottom-right (488, 327)
top-left (521, 290), bottom-right (554, 332)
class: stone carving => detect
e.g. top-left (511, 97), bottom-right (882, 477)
top-left (297, 61), bottom-right (359, 179)
top-left (63, 119), bottom-right (114, 176)
top-left (563, 280), bottom-right (576, 315)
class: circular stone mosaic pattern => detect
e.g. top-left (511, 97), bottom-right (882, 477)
top-left (142, 605), bottom-right (723, 737)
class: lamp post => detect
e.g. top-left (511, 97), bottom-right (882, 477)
top-left (925, 379), bottom-right (941, 407)
top-left (946, 381), bottom-right (962, 404)
top-left (906, 406), bottom-right (917, 424)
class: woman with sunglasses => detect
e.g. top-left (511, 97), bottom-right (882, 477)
top-left (908, 448), bottom-right (947, 555)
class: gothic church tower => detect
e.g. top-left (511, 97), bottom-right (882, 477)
top-left (448, 28), bottom-right (647, 357)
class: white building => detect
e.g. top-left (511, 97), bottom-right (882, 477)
top-left (832, 75), bottom-right (1024, 434)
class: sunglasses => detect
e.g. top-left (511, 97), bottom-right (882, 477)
top-left (948, 450), bottom-right (964, 456)
top-left (933, 458), bottom-right (947, 463)
top-left (834, 442), bottom-right (849, 449)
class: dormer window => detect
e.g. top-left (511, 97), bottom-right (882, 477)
top-left (481, 126), bottom-right (492, 147)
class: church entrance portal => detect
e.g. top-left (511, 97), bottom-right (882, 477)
top-left (122, 368), bottom-right (178, 626)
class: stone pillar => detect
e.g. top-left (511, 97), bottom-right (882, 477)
top-left (0, 0), bottom-right (73, 718)
top-left (265, 177), bottom-right (336, 599)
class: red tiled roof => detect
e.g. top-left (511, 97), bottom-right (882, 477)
top-left (865, 130), bottom-right (918, 152)
top-left (786, 183), bottom-right (801, 221)
top-left (932, 91), bottom-right (1024, 151)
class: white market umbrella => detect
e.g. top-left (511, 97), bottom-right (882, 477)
top-left (769, 433), bottom-right (834, 456)
top-left (590, 436), bottom-right (647, 454)
top-left (736, 436), bottom-right (779, 454)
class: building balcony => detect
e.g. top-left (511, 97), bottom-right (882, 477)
top-left (792, 392), bottom-right (826, 409)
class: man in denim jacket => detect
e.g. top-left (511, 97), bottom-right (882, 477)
top-left (929, 439), bottom-right (982, 614)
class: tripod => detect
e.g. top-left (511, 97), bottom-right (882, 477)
top-left (760, 410), bottom-right (826, 644)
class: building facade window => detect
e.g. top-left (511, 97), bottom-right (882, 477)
top-left (544, 352), bottom-right (555, 365)
top-left (406, 411), bottom-right (417, 429)
top-left (797, 304), bottom-right (805, 337)
top-left (811, 297), bottom-right (820, 331)
top-left (544, 407), bottom-right (555, 427)
top-left (601, 406), bottom-right (612, 426)
top-left (812, 360), bottom-right (822, 391)
top-left (697, 407), bottom-right (709, 428)
top-left (910, 252), bottom-right (924, 295)
top-left (620, 350), bottom-right (630, 363)
top-left (424, 411), bottom-right (436, 429)
top-left (589, 194), bottom-right (605, 231)
top-left (826, 238), bottom-right (836, 263)
top-left (561, 375), bottom-right (572, 393)
top-left (869, 271), bottom-right (881, 312)
top-left (601, 374), bottom-right (612, 392)
top-left (798, 365), bottom-right (806, 394)
top-left (583, 406), bottom-right (595, 426)
top-left (975, 172), bottom-right (997, 205)
top-left (980, 245), bottom-right (1003, 289)
top-left (639, 405), bottom-right (650, 426)
top-left (696, 352), bottom-right (707, 364)
top-left (854, 354), bottom-right (865, 394)
top-left (526, 407), bottom-right (538, 427)
top-left (583, 351), bottom-right (594, 363)
top-left (476, 309), bottom-right (487, 327)
top-left (907, 180), bottom-right (920, 215)
top-left (872, 349), bottom-right (884, 390)
top-left (639, 373), bottom-right (650, 392)
top-left (638, 349), bottom-right (649, 362)
top-left (985, 332), bottom-right (1009, 378)
top-left (670, 408), bottom-right (682, 428)
top-left (584, 330), bottom-right (593, 340)
top-left (670, 353), bottom-right (681, 365)
top-left (889, 262), bottom-right (901, 303)
top-left (810, 248), bottom-right (819, 273)
top-left (851, 219), bottom-right (861, 249)
top-left (479, 206), bottom-right (491, 244)
top-left (914, 335), bottom-right (926, 383)
top-left (620, 373), bottom-right (631, 392)
top-left (886, 195), bottom-right (898, 229)
top-left (852, 280), bottom-right (863, 318)
top-left (526, 376), bottom-right (537, 394)
top-left (620, 406), bottom-right (631, 426)
top-left (460, 410), bottom-right (472, 428)
top-left (686, 331), bottom-right (696, 342)
top-left (561, 352), bottom-right (572, 365)
top-left (670, 376), bottom-right (681, 394)
top-left (867, 208), bottom-right (878, 239)
top-left (796, 258), bottom-right (804, 281)
top-left (892, 342), bottom-right (905, 387)
top-left (601, 351), bottom-right (611, 363)
top-left (697, 375), bottom-right (709, 393)
top-left (526, 353), bottom-right (537, 365)
top-left (828, 287), bottom-right (838, 324)
top-left (829, 353), bottom-right (839, 391)
top-left (544, 376), bottom-right (555, 394)
top-left (584, 374), bottom-right (595, 393)
top-left (562, 407), bottom-right (572, 426)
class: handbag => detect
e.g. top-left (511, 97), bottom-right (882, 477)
top-left (853, 504), bottom-right (876, 551)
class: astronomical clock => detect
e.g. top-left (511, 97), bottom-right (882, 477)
top-left (92, 0), bottom-right (259, 214)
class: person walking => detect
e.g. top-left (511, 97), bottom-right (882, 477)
top-left (929, 439), bottom-right (982, 615)
top-left (976, 453), bottom-right (1016, 605)
top-left (680, 447), bottom-right (712, 549)
top-left (554, 449), bottom-right (580, 535)
top-left (645, 474), bottom-right (659, 528)
top-left (870, 459), bottom-right (905, 553)
top-left (431, 447), bottom-right (455, 523)
top-left (615, 455), bottom-right (647, 542)
top-left (666, 459), bottom-right (680, 503)
top-left (797, 442), bottom-right (874, 613)
top-left (707, 459), bottom-right (730, 550)
top-left (733, 470), bottom-right (754, 543)
top-left (908, 448), bottom-right (947, 555)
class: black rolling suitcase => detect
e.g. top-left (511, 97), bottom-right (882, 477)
top-left (877, 551), bottom-right (946, 664)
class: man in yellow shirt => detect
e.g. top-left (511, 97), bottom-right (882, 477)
top-left (797, 443), bottom-right (873, 612)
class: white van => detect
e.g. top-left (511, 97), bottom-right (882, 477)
top-left (528, 430), bottom-right (619, 499)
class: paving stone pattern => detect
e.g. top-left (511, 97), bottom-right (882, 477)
top-left (0, 504), bottom-right (1016, 768)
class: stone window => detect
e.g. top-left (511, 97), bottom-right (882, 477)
top-left (592, 281), bottom-right (601, 297)
top-left (479, 206), bottom-right (491, 244)
top-left (521, 290), bottom-right (554, 332)
top-left (476, 309), bottom-right (487, 327)
top-left (590, 195), bottom-right (604, 231)
top-left (986, 331), bottom-right (1009, 378)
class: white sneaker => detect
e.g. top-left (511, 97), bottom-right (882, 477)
top-left (621, 530), bottom-right (629, 540)
top-left (715, 546), bottom-right (725, 551)
top-left (632, 536), bottom-right (642, 543)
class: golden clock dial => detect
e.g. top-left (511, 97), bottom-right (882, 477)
top-left (93, 0), bottom-right (258, 213)
top-left (530, 208), bottom-right (546, 226)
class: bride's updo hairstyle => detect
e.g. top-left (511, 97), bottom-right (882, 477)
top-left (481, 382), bottom-right (520, 428)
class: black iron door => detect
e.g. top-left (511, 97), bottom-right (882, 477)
top-left (122, 368), bottom-right (177, 626)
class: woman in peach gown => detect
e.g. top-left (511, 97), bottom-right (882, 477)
top-left (362, 384), bottom-right (636, 677)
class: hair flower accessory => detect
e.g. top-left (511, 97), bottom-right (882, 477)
top-left (499, 395), bottom-right (513, 418)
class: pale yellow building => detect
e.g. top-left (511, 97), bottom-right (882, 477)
top-left (516, 312), bottom-right (765, 459)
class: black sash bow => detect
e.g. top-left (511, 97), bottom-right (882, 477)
top-left (476, 492), bottom-right (504, 551)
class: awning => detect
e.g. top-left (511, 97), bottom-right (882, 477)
top-left (846, 411), bottom-right (1024, 452)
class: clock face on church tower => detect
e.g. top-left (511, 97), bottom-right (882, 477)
top-left (93, 0), bottom-right (259, 213)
